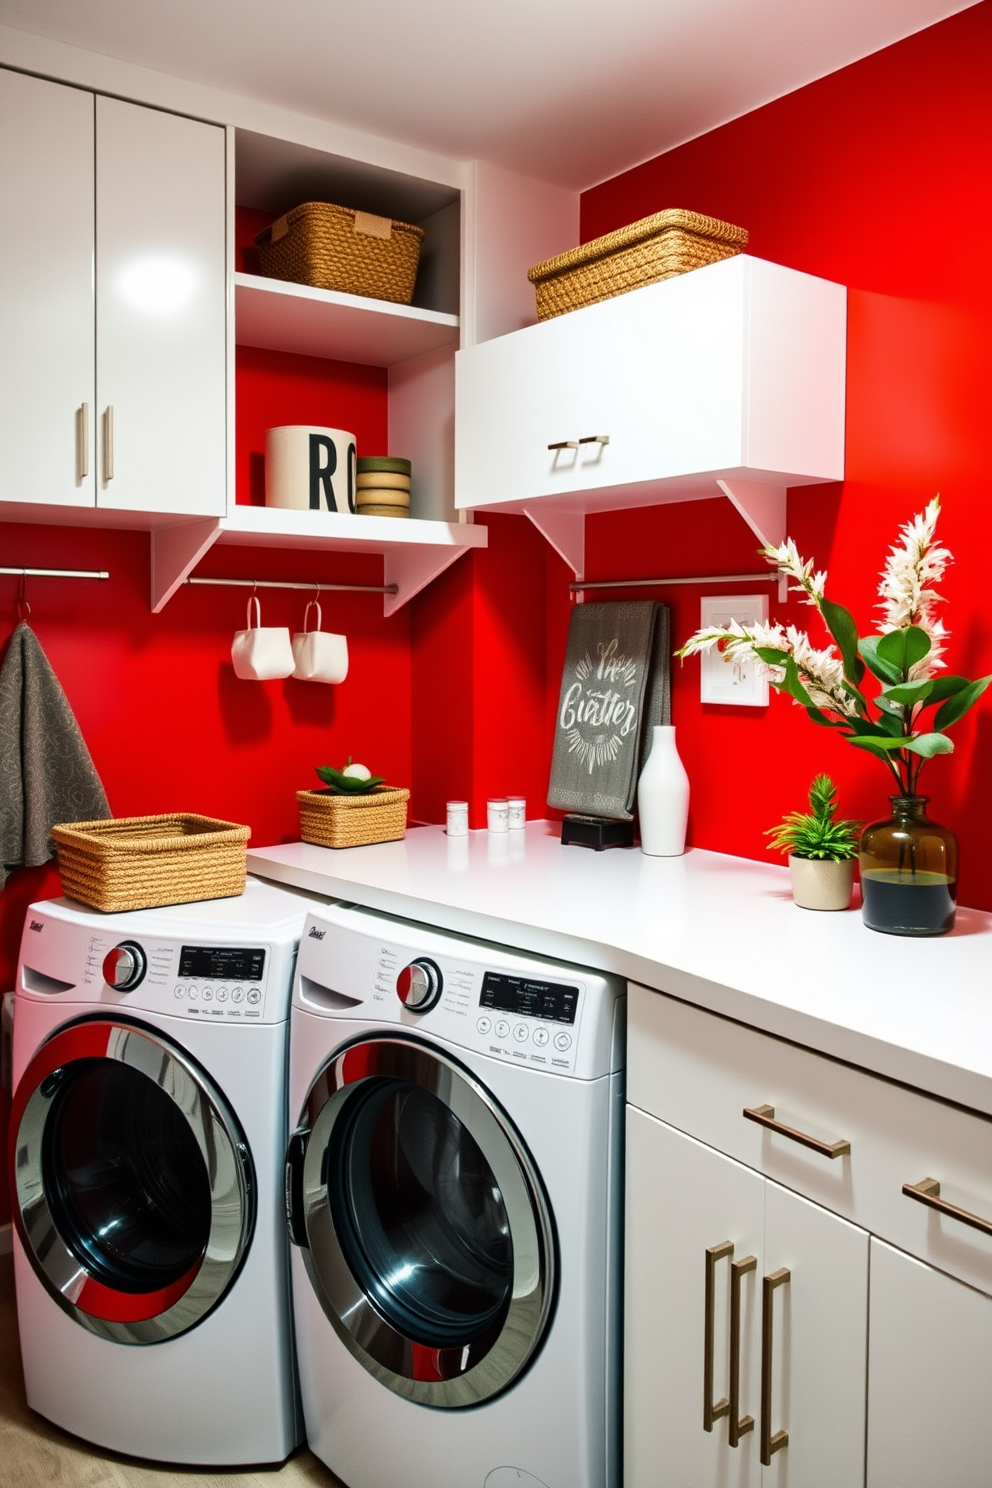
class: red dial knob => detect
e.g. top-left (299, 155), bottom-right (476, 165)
top-left (396, 959), bottom-right (442, 1013)
top-left (102, 941), bottom-right (147, 992)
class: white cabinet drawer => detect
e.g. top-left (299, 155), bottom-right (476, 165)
top-left (629, 983), bottom-right (992, 1296)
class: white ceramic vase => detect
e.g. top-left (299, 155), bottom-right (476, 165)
top-left (637, 725), bottom-right (690, 856)
top-left (788, 855), bottom-right (855, 911)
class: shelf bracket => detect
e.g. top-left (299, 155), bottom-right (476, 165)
top-left (382, 543), bottom-right (477, 617)
top-left (716, 481), bottom-right (788, 601)
top-left (150, 519), bottom-right (222, 612)
top-left (524, 508), bottom-right (585, 587)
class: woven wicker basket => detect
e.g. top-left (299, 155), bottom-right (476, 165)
top-left (527, 208), bottom-right (748, 321)
top-left (297, 787), bottom-right (410, 849)
top-left (51, 814), bottom-right (250, 913)
top-left (255, 202), bottom-right (424, 305)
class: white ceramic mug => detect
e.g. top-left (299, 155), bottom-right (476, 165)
top-left (291, 600), bottom-right (349, 684)
top-left (265, 425), bottom-right (357, 513)
top-left (231, 595), bottom-right (295, 680)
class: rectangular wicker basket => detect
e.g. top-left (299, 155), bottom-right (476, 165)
top-left (255, 202), bottom-right (424, 305)
top-left (527, 208), bottom-right (748, 321)
top-left (51, 814), bottom-right (250, 913)
top-left (297, 787), bottom-right (410, 849)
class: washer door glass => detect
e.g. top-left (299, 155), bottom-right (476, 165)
top-left (291, 1036), bottom-right (555, 1408)
top-left (10, 1018), bottom-right (254, 1344)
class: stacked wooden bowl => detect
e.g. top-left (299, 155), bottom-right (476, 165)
top-left (356, 456), bottom-right (411, 517)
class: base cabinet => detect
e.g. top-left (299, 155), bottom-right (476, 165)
top-left (626, 1108), bottom-right (868, 1488)
top-left (866, 1239), bottom-right (992, 1488)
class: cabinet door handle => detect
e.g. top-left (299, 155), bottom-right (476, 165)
top-left (547, 440), bottom-right (578, 451)
top-left (703, 1241), bottom-right (733, 1431)
top-left (729, 1254), bottom-right (757, 1447)
top-left (102, 406), bottom-right (114, 482)
top-left (902, 1177), bottom-right (992, 1238)
top-left (760, 1268), bottom-right (790, 1465)
top-left (76, 403), bottom-right (89, 481)
top-left (578, 433), bottom-right (610, 445)
top-left (743, 1104), bottom-right (851, 1159)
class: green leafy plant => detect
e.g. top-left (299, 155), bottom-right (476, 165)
top-left (765, 775), bottom-right (860, 861)
top-left (315, 757), bottom-right (386, 794)
top-left (679, 500), bottom-right (991, 796)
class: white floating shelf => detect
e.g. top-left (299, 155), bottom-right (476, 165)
top-left (150, 506), bottom-right (487, 615)
top-left (234, 272), bottom-right (460, 366)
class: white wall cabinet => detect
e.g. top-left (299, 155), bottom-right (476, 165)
top-left (0, 68), bottom-right (95, 508)
top-left (626, 1107), bottom-right (868, 1488)
top-left (0, 67), bottom-right (226, 518)
top-left (627, 983), bottom-right (992, 1488)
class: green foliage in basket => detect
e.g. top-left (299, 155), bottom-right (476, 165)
top-left (765, 775), bottom-right (860, 861)
top-left (315, 757), bottom-right (386, 795)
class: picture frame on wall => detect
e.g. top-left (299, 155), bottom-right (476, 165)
top-left (699, 594), bottom-right (769, 706)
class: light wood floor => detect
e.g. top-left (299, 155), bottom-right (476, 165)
top-left (0, 1255), bottom-right (345, 1488)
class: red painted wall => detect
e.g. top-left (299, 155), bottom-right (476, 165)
top-left (573, 1), bottom-right (992, 907)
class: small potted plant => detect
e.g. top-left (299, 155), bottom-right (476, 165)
top-left (296, 757), bottom-right (410, 849)
top-left (766, 774), bottom-right (860, 911)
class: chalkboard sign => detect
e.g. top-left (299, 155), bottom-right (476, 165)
top-left (547, 601), bottom-right (670, 820)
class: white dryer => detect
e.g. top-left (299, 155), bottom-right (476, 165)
top-left (7, 876), bottom-right (328, 1466)
top-left (286, 901), bottom-right (625, 1488)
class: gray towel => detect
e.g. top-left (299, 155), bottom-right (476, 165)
top-left (0, 622), bottom-right (110, 889)
top-left (548, 601), bottom-right (671, 820)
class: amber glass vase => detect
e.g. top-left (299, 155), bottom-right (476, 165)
top-left (859, 796), bottom-right (957, 936)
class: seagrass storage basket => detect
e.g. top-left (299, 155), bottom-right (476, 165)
top-left (527, 208), bottom-right (748, 321)
top-left (255, 202), bottom-right (424, 304)
top-left (296, 787), bottom-right (410, 849)
top-left (51, 814), bottom-right (250, 913)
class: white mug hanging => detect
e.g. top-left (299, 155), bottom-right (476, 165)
top-left (231, 595), bottom-right (295, 681)
top-left (291, 599), bottom-right (349, 684)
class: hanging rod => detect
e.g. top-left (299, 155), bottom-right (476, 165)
top-left (0, 566), bottom-right (109, 580)
top-left (570, 570), bottom-right (782, 592)
top-left (186, 576), bottom-right (399, 596)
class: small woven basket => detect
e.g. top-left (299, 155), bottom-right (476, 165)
top-left (255, 202), bottom-right (424, 305)
top-left (527, 208), bottom-right (748, 321)
top-left (297, 787), bottom-right (410, 849)
top-left (51, 814), bottom-right (250, 913)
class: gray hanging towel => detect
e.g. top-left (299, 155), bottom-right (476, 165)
top-left (0, 622), bottom-right (111, 890)
top-left (548, 600), bottom-right (670, 821)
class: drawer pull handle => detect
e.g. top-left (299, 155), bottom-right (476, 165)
top-left (760, 1268), bottom-right (790, 1465)
top-left (902, 1177), bottom-right (992, 1238)
top-left (703, 1240), bottom-right (732, 1432)
top-left (729, 1253), bottom-right (757, 1447)
top-left (547, 440), bottom-right (578, 451)
top-left (743, 1104), bottom-right (851, 1159)
top-left (578, 433), bottom-right (610, 445)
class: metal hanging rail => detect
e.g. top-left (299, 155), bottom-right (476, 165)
top-left (186, 576), bottom-right (399, 596)
top-left (0, 566), bottom-right (110, 580)
top-left (570, 571), bottom-right (783, 593)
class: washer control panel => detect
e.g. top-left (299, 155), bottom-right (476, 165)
top-left (170, 944), bottom-right (268, 1018)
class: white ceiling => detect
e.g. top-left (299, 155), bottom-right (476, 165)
top-left (0, 0), bottom-right (977, 188)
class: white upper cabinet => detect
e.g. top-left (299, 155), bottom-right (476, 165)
top-left (454, 255), bottom-right (847, 517)
top-left (0, 69), bottom-right (95, 508)
top-left (96, 97), bottom-right (226, 516)
top-left (0, 68), bottom-right (226, 519)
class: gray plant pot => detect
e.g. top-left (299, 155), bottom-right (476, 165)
top-left (788, 855), bottom-right (855, 911)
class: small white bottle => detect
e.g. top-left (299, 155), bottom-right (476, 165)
top-left (637, 725), bottom-right (689, 856)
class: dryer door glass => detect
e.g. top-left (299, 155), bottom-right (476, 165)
top-left (10, 1018), bottom-right (255, 1344)
top-left (293, 1035), bottom-right (555, 1408)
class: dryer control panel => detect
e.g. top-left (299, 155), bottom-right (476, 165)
top-left (296, 903), bottom-right (625, 1080)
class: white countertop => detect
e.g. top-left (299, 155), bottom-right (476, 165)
top-left (248, 823), bottom-right (992, 1116)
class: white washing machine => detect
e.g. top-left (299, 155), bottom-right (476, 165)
top-left (286, 901), bottom-right (625, 1488)
top-left (7, 876), bottom-right (329, 1466)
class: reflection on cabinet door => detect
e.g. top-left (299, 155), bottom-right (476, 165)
top-left (626, 1107), bottom-right (763, 1488)
top-left (0, 68), bottom-right (95, 508)
top-left (96, 96), bottom-right (226, 516)
top-left (455, 310), bottom-right (583, 509)
top-left (867, 1238), bottom-right (992, 1488)
top-left (763, 1181), bottom-right (868, 1488)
